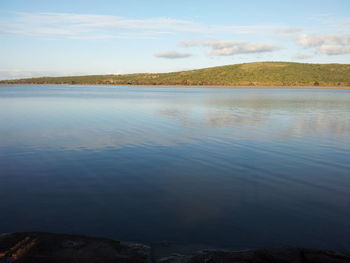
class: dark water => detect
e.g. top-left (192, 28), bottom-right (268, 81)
top-left (1, 85), bottom-right (350, 250)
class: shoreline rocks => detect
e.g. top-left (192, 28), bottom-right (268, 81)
top-left (159, 247), bottom-right (350, 263)
top-left (0, 232), bottom-right (150, 263)
top-left (1, 232), bottom-right (350, 263)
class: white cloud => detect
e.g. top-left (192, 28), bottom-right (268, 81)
top-left (154, 51), bottom-right (193, 59)
top-left (0, 12), bottom-right (186, 39)
top-left (180, 40), bottom-right (280, 56)
top-left (275, 27), bottom-right (303, 34)
top-left (0, 69), bottom-right (58, 80)
top-left (296, 33), bottom-right (350, 55)
top-left (293, 53), bottom-right (314, 60)
top-left (0, 69), bottom-right (113, 80)
top-left (0, 12), bottom-right (298, 39)
top-left (310, 15), bottom-right (350, 33)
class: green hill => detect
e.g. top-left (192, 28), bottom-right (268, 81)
top-left (1, 62), bottom-right (350, 86)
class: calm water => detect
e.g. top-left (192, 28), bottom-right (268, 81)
top-left (1, 85), bottom-right (350, 250)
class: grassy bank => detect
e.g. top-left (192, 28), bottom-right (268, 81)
top-left (1, 62), bottom-right (350, 86)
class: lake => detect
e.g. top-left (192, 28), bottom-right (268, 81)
top-left (0, 85), bottom-right (350, 252)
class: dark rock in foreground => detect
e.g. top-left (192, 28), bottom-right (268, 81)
top-left (159, 247), bottom-right (350, 263)
top-left (1, 232), bottom-right (350, 263)
top-left (0, 232), bottom-right (150, 263)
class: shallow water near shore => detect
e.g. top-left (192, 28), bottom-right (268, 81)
top-left (0, 85), bottom-right (350, 251)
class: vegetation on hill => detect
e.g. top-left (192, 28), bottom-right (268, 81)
top-left (1, 62), bottom-right (350, 86)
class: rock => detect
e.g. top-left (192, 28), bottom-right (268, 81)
top-left (158, 247), bottom-right (350, 263)
top-left (0, 232), bottom-right (151, 263)
top-left (158, 253), bottom-right (190, 263)
top-left (303, 249), bottom-right (350, 263)
top-left (1, 232), bottom-right (350, 263)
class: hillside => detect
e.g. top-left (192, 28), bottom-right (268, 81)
top-left (1, 62), bottom-right (350, 86)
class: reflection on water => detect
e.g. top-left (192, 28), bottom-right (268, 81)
top-left (0, 85), bottom-right (350, 250)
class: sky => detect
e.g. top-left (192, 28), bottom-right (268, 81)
top-left (0, 0), bottom-right (350, 80)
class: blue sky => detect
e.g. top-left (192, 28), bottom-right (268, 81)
top-left (0, 0), bottom-right (349, 79)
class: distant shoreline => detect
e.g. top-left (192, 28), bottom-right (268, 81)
top-left (1, 62), bottom-right (350, 88)
top-left (1, 83), bottom-right (350, 89)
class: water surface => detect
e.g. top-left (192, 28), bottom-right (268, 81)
top-left (1, 85), bottom-right (350, 250)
